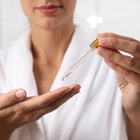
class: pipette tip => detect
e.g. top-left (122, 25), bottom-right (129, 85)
top-left (61, 72), bottom-right (72, 81)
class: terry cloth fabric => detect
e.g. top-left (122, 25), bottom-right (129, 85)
top-left (0, 25), bottom-right (128, 140)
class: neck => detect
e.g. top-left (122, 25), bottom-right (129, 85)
top-left (30, 21), bottom-right (75, 65)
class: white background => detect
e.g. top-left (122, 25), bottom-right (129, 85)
top-left (0, 0), bottom-right (140, 49)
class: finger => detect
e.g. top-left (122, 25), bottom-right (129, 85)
top-left (104, 58), bottom-right (140, 87)
top-left (1, 85), bottom-right (81, 124)
top-left (21, 84), bottom-right (80, 111)
top-left (98, 37), bottom-right (140, 58)
top-left (96, 47), bottom-right (140, 74)
top-left (0, 89), bottom-right (26, 110)
top-left (32, 86), bottom-right (80, 117)
top-left (46, 85), bottom-right (80, 111)
top-left (97, 32), bottom-right (140, 43)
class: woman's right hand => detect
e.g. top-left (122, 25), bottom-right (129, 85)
top-left (0, 84), bottom-right (81, 140)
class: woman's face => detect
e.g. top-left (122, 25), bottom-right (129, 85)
top-left (20, 0), bottom-right (77, 30)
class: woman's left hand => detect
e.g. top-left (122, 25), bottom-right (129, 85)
top-left (96, 33), bottom-right (140, 115)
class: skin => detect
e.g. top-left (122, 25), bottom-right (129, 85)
top-left (0, 85), bottom-right (80, 140)
top-left (20, 0), bottom-right (76, 61)
top-left (96, 33), bottom-right (140, 140)
top-left (0, 0), bottom-right (139, 139)
top-left (0, 0), bottom-right (80, 140)
top-left (20, 0), bottom-right (77, 93)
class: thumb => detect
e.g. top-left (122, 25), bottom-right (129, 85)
top-left (0, 89), bottom-right (27, 109)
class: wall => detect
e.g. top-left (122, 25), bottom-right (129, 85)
top-left (0, 0), bottom-right (140, 49)
top-left (0, 0), bottom-right (29, 49)
top-left (98, 0), bottom-right (140, 39)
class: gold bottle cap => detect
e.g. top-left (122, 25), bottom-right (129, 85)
top-left (90, 39), bottom-right (100, 54)
top-left (90, 39), bottom-right (99, 49)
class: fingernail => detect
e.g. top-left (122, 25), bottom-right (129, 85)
top-left (72, 85), bottom-right (81, 91)
top-left (99, 38), bottom-right (108, 46)
top-left (96, 47), bottom-right (107, 56)
top-left (15, 90), bottom-right (26, 100)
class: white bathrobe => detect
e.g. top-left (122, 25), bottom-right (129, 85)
top-left (0, 25), bottom-right (128, 140)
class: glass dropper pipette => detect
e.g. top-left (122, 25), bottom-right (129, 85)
top-left (61, 39), bottom-right (100, 81)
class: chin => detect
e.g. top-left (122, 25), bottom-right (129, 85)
top-left (32, 20), bottom-right (63, 31)
top-left (30, 16), bottom-right (72, 31)
top-left (42, 22), bottom-right (62, 30)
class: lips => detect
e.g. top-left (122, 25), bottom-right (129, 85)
top-left (37, 5), bottom-right (62, 15)
top-left (39, 5), bottom-right (61, 9)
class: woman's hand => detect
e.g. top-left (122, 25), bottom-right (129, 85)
top-left (96, 33), bottom-right (140, 139)
top-left (0, 84), bottom-right (80, 140)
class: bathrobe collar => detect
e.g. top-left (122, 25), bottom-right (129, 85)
top-left (9, 25), bottom-right (94, 97)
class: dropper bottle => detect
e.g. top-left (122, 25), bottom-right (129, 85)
top-left (61, 39), bottom-right (100, 81)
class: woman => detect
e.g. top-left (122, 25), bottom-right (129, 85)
top-left (0, 0), bottom-right (140, 140)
